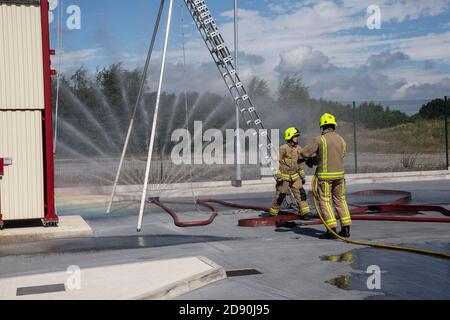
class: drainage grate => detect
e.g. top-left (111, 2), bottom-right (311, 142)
top-left (226, 269), bottom-right (262, 278)
top-left (16, 284), bottom-right (66, 297)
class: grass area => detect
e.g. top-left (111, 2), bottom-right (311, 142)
top-left (368, 119), bottom-right (446, 153)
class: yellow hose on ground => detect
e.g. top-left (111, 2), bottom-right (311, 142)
top-left (311, 175), bottom-right (450, 259)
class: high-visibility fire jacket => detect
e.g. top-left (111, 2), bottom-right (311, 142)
top-left (275, 144), bottom-right (306, 182)
top-left (301, 129), bottom-right (347, 180)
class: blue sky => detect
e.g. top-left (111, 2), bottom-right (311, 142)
top-left (49, 0), bottom-right (450, 101)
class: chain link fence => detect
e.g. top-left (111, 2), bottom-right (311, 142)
top-left (54, 96), bottom-right (449, 187)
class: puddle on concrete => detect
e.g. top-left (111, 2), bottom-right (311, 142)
top-left (321, 251), bottom-right (354, 263)
top-left (325, 275), bottom-right (351, 290)
top-left (322, 243), bottom-right (450, 299)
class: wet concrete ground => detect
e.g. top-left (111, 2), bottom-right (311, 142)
top-left (323, 243), bottom-right (450, 300)
top-left (0, 180), bottom-right (449, 300)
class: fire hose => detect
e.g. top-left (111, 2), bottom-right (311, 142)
top-left (147, 182), bottom-right (450, 259)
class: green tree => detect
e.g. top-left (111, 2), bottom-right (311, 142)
top-left (356, 102), bottom-right (409, 129)
top-left (418, 99), bottom-right (447, 119)
top-left (248, 76), bottom-right (270, 98)
top-left (277, 74), bottom-right (310, 108)
top-left (96, 63), bottom-right (126, 110)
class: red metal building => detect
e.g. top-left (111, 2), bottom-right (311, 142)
top-left (0, 0), bottom-right (58, 229)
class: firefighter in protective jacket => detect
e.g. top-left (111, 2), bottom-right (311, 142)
top-left (300, 113), bottom-right (352, 239)
top-left (270, 128), bottom-right (314, 220)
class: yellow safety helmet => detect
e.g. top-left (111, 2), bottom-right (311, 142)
top-left (285, 127), bottom-right (300, 141)
top-left (320, 113), bottom-right (337, 128)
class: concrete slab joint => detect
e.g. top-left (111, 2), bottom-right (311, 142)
top-left (0, 256), bottom-right (226, 300)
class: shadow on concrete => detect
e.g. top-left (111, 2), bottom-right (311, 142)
top-left (2, 220), bottom-right (44, 229)
top-left (275, 224), bottom-right (325, 239)
top-left (0, 234), bottom-right (241, 257)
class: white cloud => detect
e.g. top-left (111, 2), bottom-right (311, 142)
top-left (59, 1), bottom-right (450, 101)
top-left (399, 77), bottom-right (450, 99)
top-left (376, 0), bottom-right (450, 23)
top-left (366, 51), bottom-right (410, 69)
top-left (267, 3), bottom-right (286, 14)
top-left (52, 48), bottom-right (103, 72)
top-left (275, 46), bottom-right (334, 74)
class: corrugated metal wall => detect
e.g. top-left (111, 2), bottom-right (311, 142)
top-left (0, 2), bottom-right (46, 220)
top-left (0, 111), bottom-right (45, 220)
top-left (0, 3), bottom-right (44, 110)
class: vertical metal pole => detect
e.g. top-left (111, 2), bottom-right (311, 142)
top-left (0, 176), bottom-right (3, 228)
top-left (137, 0), bottom-right (174, 232)
top-left (233, 0), bottom-right (242, 187)
top-left (160, 140), bottom-right (164, 181)
top-left (107, 0), bottom-right (165, 214)
top-left (53, 0), bottom-right (63, 155)
top-left (445, 96), bottom-right (449, 170)
top-left (40, 0), bottom-right (58, 222)
top-left (353, 101), bottom-right (358, 174)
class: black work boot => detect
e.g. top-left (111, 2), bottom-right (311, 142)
top-left (299, 213), bottom-right (317, 221)
top-left (339, 226), bottom-right (351, 238)
top-left (319, 228), bottom-right (338, 239)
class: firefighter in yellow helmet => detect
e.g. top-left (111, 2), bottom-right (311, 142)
top-left (300, 114), bottom-right (352, 239)
top-left (269, 127), bottom-right (314, 220)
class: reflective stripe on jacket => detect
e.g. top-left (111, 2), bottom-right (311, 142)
top-left (301, 130), bottom-right (347, 180)
top-left (276, 144), bottom-right (306, 181)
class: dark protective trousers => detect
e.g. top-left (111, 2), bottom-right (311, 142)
top-left (270, 178), bottom-right (310, 216)
top-left (313, 178), bottom-right (352, 228)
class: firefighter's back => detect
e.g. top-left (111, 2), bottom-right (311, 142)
top-left (317, 131), bottom-right (346, 180)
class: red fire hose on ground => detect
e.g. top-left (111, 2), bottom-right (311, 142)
top-left (149, 189), bottom-right (450, 227)
top-left (147, 188), bottom-right (450, 259)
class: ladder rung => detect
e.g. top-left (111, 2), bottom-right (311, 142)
top-left (203, 17), bottom-right (214, 24)
top-left (228, 82), bottom-right (242, 90)
top-left (209, 31), bottom-right (219, 38)
top-left (186, 0), bottom-right (276, 167)
top-left (223, 70), bottom-right (236, 78)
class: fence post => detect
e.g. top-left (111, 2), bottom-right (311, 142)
top-left (353, 101), bottom-right (358, 174)
top-left (445, 96), bottom-right (449, 170)
top-left (160, 140), bottom-right (164, 181)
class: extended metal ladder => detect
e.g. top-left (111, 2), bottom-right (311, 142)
top-left (109, 0), bottom-right (296, 226)
top-left (184, 0), bottom-right (296, 207)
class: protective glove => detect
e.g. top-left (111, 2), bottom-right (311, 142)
top-left (306, 156), bottom-right (319, 168)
